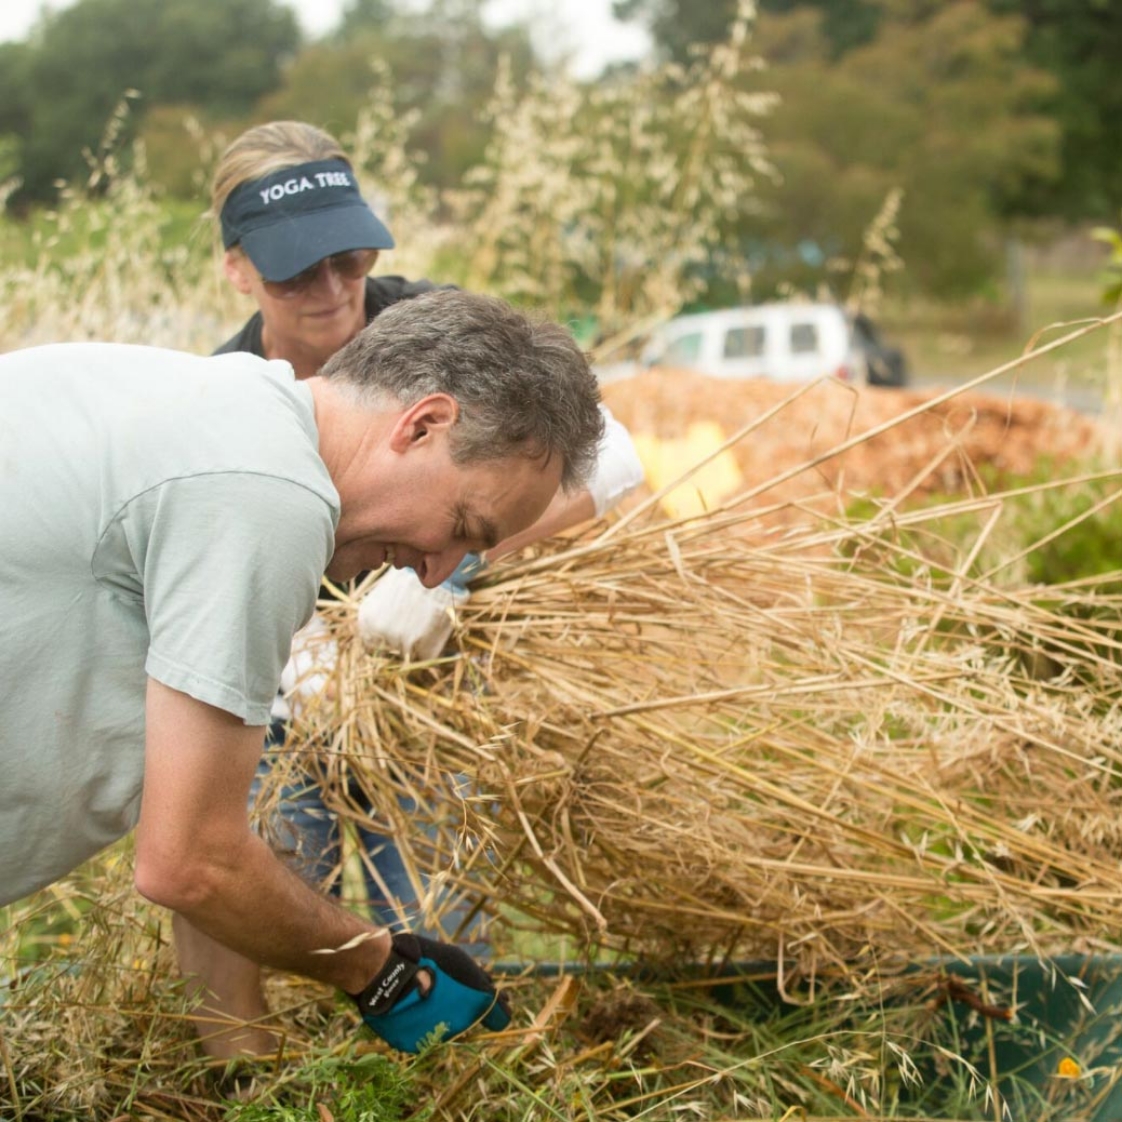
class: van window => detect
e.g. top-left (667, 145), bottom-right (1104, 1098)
top-left (723, 325), bottom-right (766, 359)
top-left (660, 331), bottom-right (704, 365)
top-left (790, 322), bottom-right (820, 354)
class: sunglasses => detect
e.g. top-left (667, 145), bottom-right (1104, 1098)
top-left (262, 248), bottom-right (379, 299)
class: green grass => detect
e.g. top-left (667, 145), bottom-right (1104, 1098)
top-left (220, 1048), bottom-right (421, 1121)
top-left (0, 195), bottom-right (209, 268)
top-left (880, 265), bottom-right (1117, 404)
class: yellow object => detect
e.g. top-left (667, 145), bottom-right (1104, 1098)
top-left (1056, 1057), bottom-right (1082, 1079)
top-left (632, 422), bottom-right (745, 519)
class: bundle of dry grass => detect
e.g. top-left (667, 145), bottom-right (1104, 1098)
top-left (301, 493), bottom-right (1122, 979)
top-left (282, 320), bottom-right (1122, 986)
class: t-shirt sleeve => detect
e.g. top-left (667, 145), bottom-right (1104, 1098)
top-left (119, 473), bottom-right (335, 725)
top-left (586, 404), bottom-right (645, 516)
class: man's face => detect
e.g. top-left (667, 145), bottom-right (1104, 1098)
top-left (326, 444), bottom-right (563, 586)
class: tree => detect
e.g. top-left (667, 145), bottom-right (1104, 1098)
top-left (253, 43), bottom-right (397, 143)
top-left (0, 42), bottom-right (32, 196)
top-left (986, 0), bottom-right (1122, 219)
top-left (8, 0), bottom-right (300, 204)
top-left (612, 0), bottom-right (738, 65)
top-left (256, 0), bottom-right (534, 192)
top-left (613, 0), bottom-right (880, 65)
top-left (740, 3), bottom-right (1059, 298)
top-left (618, 0), bottom-right (1122, 224)
top-left (336, 0), bottom-right (397, 36)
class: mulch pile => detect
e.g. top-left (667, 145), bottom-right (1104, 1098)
top-left (602, 370), bottom-right (1105, 518)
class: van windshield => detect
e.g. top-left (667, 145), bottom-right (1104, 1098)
top-left (660, 331), bottom-right (704, 365)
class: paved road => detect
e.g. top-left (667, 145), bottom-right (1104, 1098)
top-left (595, 362), bottom-right (1114, 417)
top-left (909, 369), bottom-right (1108, 417)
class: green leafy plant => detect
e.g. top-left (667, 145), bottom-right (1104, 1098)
top-left (222, 1048), bottom-right (424, 1122)
top-left (1092, 218), bottom-right (1122, 307)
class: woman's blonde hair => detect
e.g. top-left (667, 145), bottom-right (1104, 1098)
top-left (211, 121), bottom-right (350, 221)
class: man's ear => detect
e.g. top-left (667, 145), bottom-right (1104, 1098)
top-left (223, 249), bottom-right (255, 296)
top-left (388, 393), bottom-right (459, 453)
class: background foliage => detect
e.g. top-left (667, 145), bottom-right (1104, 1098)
top-left (0, 0), bottom-right (1120, 308)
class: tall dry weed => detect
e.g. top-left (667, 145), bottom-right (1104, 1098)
top-left (0, 97), bottom-right (230, 354)
top-left (448, 0), bottom-right (777, 349)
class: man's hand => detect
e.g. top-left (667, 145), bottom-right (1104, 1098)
top-left (351, 933), bottom-right (511, 1053)
top-left (357, 556), bottom-right (483, 661)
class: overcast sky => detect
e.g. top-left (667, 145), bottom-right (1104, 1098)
top-left (0, 0), bottom-right (651, 79)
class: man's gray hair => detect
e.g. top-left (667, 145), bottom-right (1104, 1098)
top-left (320, 290), bottom-right (604, 492)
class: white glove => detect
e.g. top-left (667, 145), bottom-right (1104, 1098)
top-left (278, 614), bottom-right (338, 720)
top-left (357, 567), bottom-right (470, 661)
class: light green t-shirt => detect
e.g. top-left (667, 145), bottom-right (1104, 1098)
top-left (0, 342), bottom-right (338, 906)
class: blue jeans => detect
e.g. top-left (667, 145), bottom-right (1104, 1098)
top-left (252, 721), bottom-right (488, 955)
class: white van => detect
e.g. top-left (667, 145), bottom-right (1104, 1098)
top-left (639, 302), bottom-right (907, 387)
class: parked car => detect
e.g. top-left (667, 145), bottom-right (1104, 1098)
top-left (638, 302), bottom-right (908, 387)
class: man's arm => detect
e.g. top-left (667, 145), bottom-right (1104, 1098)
top-left (135, 679), bottom-right (389, 995)
top-left (486, 488), bottom-right (597, 560)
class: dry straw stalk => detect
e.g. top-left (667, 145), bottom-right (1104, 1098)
top-left (279, 314), bottom-right (1122, 984)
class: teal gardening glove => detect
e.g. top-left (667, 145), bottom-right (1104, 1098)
top-left (351, 933), bottom-right (511, 1053)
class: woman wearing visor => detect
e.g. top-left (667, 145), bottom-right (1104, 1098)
top-left (173, 120), bottom-right (644, 1059)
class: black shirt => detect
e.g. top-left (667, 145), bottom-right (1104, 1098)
top-left (212, 275), bottom-right (445, 359)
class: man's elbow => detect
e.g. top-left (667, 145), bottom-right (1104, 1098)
top-left (133, 850), bottom-right (222, 914)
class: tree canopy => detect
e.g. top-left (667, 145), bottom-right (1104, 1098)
top-left (0, 0), bottom-right (1118, 307)
top-left (257, 0), bottom-right (534, 190)
top-left (3, 0), bottom-right (299, 204)
top-left (988, 0), bottom-right (1122, 219)
top-left (743, 3), bottom-right (1059, 297)
top-left (614, 0), bottom-right (1122, 223)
